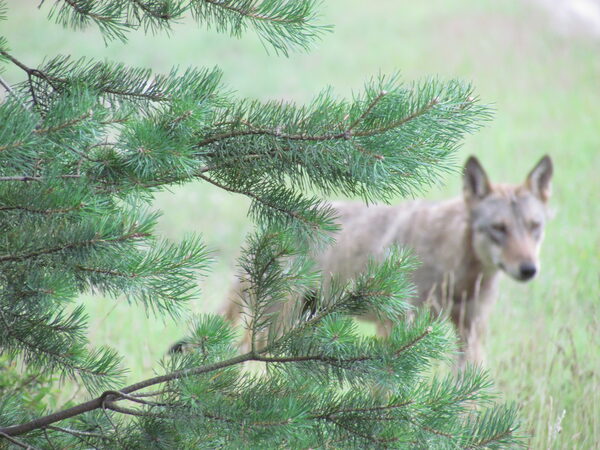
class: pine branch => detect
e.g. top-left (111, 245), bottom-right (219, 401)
top-left (101, 390), bottom-right (168, 408)
top-left (193, 76), bottom-right (490, 208)
top-left (0, 352), bottom-right (252, 437)
top-left (0, 308), bottom-right (123, 391)
top-left (0, 3), bottom-right (522, 447)
top-left (1, 50), bottom-right (221, 114)
top-left (320, 401), bottom-right (414, 419)
top-left (190, 0), bottom-right (330, 55)
top-left (1, 306), bottom-right (86, 337)
top-left (0, 231), bottom-right (149, 263)
top-left (0, 322), bottom-right (433, 438)
top-left (74, 236), bottom-right (211, 317)
top-left (254, 327), bottom-right (432, 365)
top-left (203, 0), bottom-right (306, 24)
top-left (33, 112), bottom-right (92, 135)
top-left (0, 175), bottom-right (81, 182)
top-left (47, 426), bottom-right (108, 441)
top-left (0, 204), bottom-right (84, 215)
top-left (197, 93), bottom-right (439, 147)
top-left (326, 417), bottom-right (399, 445)
top-left (0, 75), bottom-right (13, 94)
top-left (0, 431), bottom-right (31, 449)
top-left (43, 0), bottom-right (328, 52)
top-left (197, 173), bottom-right (311, 227)
top-left (128, 0), bottom-right (176, 21)
top-left (0, 49), bottom-right (34, 74)
top-left (50, 0), bottom-right (130, 43)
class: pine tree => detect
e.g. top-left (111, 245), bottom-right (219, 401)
top-left (0, 1), bottom-right (522, 448)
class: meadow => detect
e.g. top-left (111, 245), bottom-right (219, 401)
top-left (2, 0), bottom-right (599, 447)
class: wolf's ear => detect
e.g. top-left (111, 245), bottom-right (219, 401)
top-left (525, 155), bottom-right (553, 203)
top-left (463, 156), bottom-right (491, 202)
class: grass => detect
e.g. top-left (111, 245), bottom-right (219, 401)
top-left (2, 0), bottom-right (600, 447)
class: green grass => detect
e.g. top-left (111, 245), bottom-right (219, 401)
top-left (3, 0), bottom-right (600, 447)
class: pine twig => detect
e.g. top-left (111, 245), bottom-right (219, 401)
top-left (105, 403), bottom-right (168, 418)
top-left (0, 352), bottom-right (253, 437)
top-left (345, 90), bottom-right (387, 134)
top-left (196, 96), bottom-right (440, 148)
top-left (0, 430), bottom-right (34, 449)
top-left (0, 204), bottom-right (84, 215)
top-left (0, 318), bottom-right (435, 439)
top-left (0, 75), bottom-right (14, 93)
top-left (0, 175), bottom-right (81, 182)
top-left (47, 426), bottom-right (108, 440)
top-left (101, 390), bottom-right (168, 407)
top-left (0, 75), bottom-right (31, 111)
top-left (327, 418), bottom-right (400, 445)
top-left (203, 0), bottom-right (306, 25)
top-left (0, 231), bottom-right (149, 263)
top-left (42, 428), bottom-right (58, 450)
top-left (196, 173), bottom-right (307, 224)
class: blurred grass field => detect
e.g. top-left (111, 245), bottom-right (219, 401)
top-left (3, 0), bottom-right (600, 447)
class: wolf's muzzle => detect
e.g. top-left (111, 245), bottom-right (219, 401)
top-left (518, 262), bottom-right (537, 281)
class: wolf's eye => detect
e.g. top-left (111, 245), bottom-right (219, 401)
top-left (491, 223), bottom-right (507, 234)
top-left (529, 221), bottom-right (541, 231)
top-left (488, 223), bottom-right (507, 244)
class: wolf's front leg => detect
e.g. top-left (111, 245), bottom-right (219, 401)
top-left (451, 296), bottom-right (487, 368)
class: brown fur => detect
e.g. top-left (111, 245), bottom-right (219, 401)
top-left (224, 155), bottom-right (553, 364)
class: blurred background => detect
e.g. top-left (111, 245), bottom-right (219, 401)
top-left (2, 0), bottom-right (599, 447)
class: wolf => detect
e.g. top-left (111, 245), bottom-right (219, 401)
top-left (222, 155), bottom-right (553, 364)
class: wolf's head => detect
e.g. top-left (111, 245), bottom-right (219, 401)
top-left (463, 155), bottom-right (553, 281)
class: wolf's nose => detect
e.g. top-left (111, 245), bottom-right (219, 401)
top-left (519, 262), bottom-right (537, 280)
